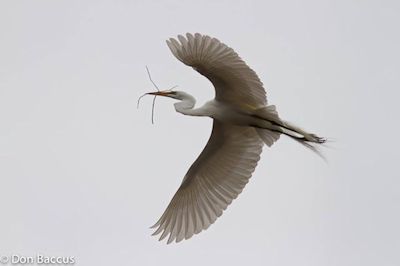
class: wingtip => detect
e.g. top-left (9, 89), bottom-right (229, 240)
top-left (177, 34), bottom-right (188, 46)
top-left (149, 224), bottom-right (157, 229)
top-left (194, 32), bottom-right (202, 39)
top-left (166, 235), bottom-right (175, 245)
top-left (165, 39), bottom-right (174, 51)
top-left (186, 32), bottom-right (194, 40)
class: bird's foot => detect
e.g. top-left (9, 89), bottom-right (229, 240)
top-left (309, 134), bottom-right (327, 144)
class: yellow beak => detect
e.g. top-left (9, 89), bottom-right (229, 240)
top-left (147, 91), bottom-right (171, 96)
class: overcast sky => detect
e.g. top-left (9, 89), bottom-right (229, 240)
top-left (1, 1), bottom-right (399, 265)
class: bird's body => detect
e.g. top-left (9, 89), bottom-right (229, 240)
top-left (144, 33), bottom-right (326, 244)
top-left (174, 95), bottom-right (252, 125)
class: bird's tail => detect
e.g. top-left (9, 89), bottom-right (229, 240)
top-left (253, 106), bottom-right (326, 159)
top-left (279, 120), bottom-right (327, 160)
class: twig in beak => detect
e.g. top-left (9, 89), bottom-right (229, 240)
top-left (145, 66), bottom-right (160, 124)
top-left (146, 66), bottom-right (159, 91)
top-left (169, 85), bottom-right (178, 91)
top-left (137, 66), bottom-right (161, 124)
top-left (137, 92), bottom-right (157, 124)
top-left (151, 95), bottom-right (156, 124)
top-left (138, 67), bottom-right (177, 124)
top-left (137, 93), bottom-right (147, 109)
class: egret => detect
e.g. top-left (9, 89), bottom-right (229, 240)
top-left (145, 33), bottom-right (326, 244)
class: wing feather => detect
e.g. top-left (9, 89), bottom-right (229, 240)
top-left (166, 33), bottom-right (267, 109)
top-left (151, 120), bottom-right (263, 243)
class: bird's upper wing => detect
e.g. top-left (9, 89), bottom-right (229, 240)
top-left (166, 33), bottom-right (267, 109)
top-left (151, 120), bottom-right (264, 243)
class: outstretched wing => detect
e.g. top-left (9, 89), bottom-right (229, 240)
top-left (151, 120), bottom-right (264, 243)
top-left (166, 33), bottom-right (267, 109)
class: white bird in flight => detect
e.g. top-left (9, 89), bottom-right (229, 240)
top-left (143, 33), bottom-right (326, 244)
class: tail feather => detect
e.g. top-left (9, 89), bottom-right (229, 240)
top-left (253, 106), bottom-right (326, 159)
top-left (255, 128), bottom-right (280, 147)
top-left (254, 105), bottom-right (281, 147)
top-left (254, 105), bottom-right (280, 123)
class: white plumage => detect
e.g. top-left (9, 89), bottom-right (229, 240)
top-left (146, 33), bottom-right (325, 244)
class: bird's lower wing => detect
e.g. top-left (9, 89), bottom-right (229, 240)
top-left (151, 121), bottom-right (264, 243)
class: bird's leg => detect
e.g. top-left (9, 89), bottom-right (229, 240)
top-left (251, 113), bottom-right (326, 144)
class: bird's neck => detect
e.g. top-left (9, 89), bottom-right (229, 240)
top-left (174, 94), bottom-right (204, 116)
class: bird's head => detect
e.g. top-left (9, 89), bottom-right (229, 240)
top-left (138, 89), bottom-right (196, 123)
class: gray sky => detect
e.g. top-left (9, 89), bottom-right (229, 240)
top-left (1, 0), bottom-right (399, 265)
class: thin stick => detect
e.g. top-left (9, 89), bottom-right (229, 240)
top-left (168, 85), bottom-right (178, 91)
top-left (151, 95), bottom-right (156, 124)
top-left (146, 66), bottom-right (159, 91)
top-left (146, 66), bottom-right (159, 124)
top-left (137, 93), bottom-right (147, 109)
top-left (138, 67), bottom-right (173, 124)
